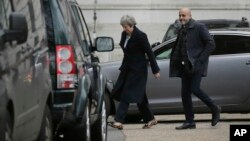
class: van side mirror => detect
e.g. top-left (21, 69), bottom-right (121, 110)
top-left (3, 13), bottom-right (28, 44)
top-left (95, 37), bottom-right (114, 52)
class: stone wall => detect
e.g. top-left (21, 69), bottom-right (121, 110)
top-left (77, 0), bottom-right (250, 62)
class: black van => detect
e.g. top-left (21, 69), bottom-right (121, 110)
top-left (0, 0), bottom-right (53, 141)
top-left (42, 0), bottom-right (114, 140)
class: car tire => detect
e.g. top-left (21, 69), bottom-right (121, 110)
top-left (37, 105), bottom-right (53, 141)
top-left (75, 99), bottom-right (91, 141)
top-left (58, 100), bottom-right (91, 141)
top-left (0, 110), bottom-right (12, 141)
top-left (91, 101), bottom-right (107, 141)
top-left (104, 93), bottom-right (111, 118)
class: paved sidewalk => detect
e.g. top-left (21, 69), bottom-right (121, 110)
top-left (108, 114), bottom-right (250, 141)
top-left (107, 126), bottom-right (125, 141)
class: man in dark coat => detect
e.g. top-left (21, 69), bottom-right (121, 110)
top-left (110, 15), bottom-right (160, 130)
top-left (170, 8), bottom-right (221, 130)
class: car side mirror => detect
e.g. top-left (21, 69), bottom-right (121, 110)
top-left (95, 37), bottom-right (114, 52)
top-left (3, 13), bottom-right (28, 44)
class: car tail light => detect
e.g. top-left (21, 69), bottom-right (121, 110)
top-left (56, 45), bottom-right (77, 89)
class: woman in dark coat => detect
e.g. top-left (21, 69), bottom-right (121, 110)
top-left (110, 15), bottom-right (160, 130)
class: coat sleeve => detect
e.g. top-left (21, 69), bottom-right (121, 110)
top-left (139, 33), bottom-right (160, 74)
top-left (197, 24), bottom-right (216, 63)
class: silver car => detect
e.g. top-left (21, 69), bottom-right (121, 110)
top-left (101, 28), bottom-right (250, 121)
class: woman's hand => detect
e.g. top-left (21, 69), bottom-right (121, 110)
top-left (154, 72), bottom-right (160, 79)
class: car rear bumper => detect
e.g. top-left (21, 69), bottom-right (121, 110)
top-left (53, 89), bottom-right (75, 105)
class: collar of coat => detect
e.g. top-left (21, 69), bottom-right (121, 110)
top-left (185, 18), bottom-right (196, 29)
top-left (122, 25), bottom-right (140, 39)
top-left (120, 26), bottom-right (141, 46)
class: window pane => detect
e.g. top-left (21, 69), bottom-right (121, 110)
top-left (71, 6), bottom-right (90, 56)
top-left (156, 49), bottom-right (172, 60)
top-left (213, 35), bottom-right (250, 55)
top-left (155, 42), bottom-right (175, 60)
top-left (0, 0), bottom-right (11, 29)
top-left (0, 0), bottom-right (5, 29)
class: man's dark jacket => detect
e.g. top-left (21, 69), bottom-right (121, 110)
top-left (170, 19), bottom-right (216, 77)
top-left (112, 26), bottom-right (160, 103)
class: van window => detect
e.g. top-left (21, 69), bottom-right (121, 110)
top-left (28, 0), bottom-right (36, 32)
top-left (56, 0), bottom-right (70, 27)
top-left (0, 0), bottom-right (11, 29)
top-left (71, 5), bottom-right (90, 56)
top-left (0, 0), bottom-right (5, 29)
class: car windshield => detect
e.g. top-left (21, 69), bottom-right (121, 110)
top-left (162, 23), bottom-right (180, 42)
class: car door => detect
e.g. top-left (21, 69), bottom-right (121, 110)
top-left (10, 0), bottom-right (48, 139)
top-left (0, 0), bottom-right (38, 139)
top-left (69, 2), bottom-right (92, 87)
top-left (70, 3), bottom-right (100, 116)
top-left (0, 0), bottom-right (27, 134)
top-left (200, 34), bottom-right (250, 106)
top-left (21, 0), bottom-right (51, 137)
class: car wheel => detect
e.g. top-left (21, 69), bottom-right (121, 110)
top-left (104, 93), bottom-right (111, 118)
top-left (72, 99), bottom-right (91, 141)
top-left (91, 101), bottom-right (107, 141)
top-left (81, 100), bottom-right (91, 141)
top-left (85, 104), bottom-right (91, 141)
top-left (37, 105), bottom-right (53, 141)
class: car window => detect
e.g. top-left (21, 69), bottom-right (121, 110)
top-left (56, 0), bottom-right (70, 27)
top-left (0, 0), bottom-right (4, 29)
top-left (27, 0), bottom-right (36, 32)
top-left (71, 5), bottom-right (90, 56)
top-left (163, 19), bottom-right (249, 43)
top-left (0, 0), bottom-right (11, 29)
top-left (155, 42), bottom-right (175, 60)
top-left (48, 0), bottom-right (70, 44)
top-left (156, 49), bottom-right (172, 60)
top-left (162, 25), bottom-right (179, 42)
top-left (213, 35), bottom-right (250, 55)
top-left (205, 23), bottom-right (235, 29)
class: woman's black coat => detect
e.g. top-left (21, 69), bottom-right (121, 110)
top-left (111, 26), bottom-right (160, 103)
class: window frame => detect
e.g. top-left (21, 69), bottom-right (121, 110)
top-left (212, 34), bottom-right (250, 56)
top-left (154, 40), bottom-right (176, 60)
top-left (0, 0), bottom-right (12, 29)
top-left (70, 4), bottom-right (91, 56)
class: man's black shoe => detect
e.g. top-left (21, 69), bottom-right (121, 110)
top-left (175, 122), bottom-right (196, 130)
top-left (212, 105), bottom-right (221, 126)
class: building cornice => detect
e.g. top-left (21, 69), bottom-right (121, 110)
top-left (80, 4), bottom-right (250, 10)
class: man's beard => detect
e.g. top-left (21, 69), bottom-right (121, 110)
top-left (181, 19), bottom-right (190, 25)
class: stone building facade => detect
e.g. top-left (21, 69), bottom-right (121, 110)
top-left (78, 0), bottom-right (250, 62)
